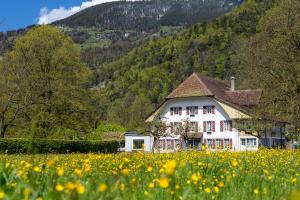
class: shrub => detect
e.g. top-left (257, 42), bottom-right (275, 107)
top-left (0, 138), bottom-right (119, 154)
top-left (96, 123), bottom-right (126, 134)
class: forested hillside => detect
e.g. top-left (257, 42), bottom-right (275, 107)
top-left (98, 0), bottom-right (277, 128)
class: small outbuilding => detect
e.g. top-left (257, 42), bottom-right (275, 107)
top-left (124, 132), bottom-right (153, 152)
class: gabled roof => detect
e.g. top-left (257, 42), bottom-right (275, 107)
top-left (167, 73), bottom-right (262, 110)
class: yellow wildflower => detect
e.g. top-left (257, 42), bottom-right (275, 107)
top-left (165, 160), bottom-right (177, 175)
top-left (121, 169), bottom-right (129, 176)
top-left (231, 159), bottom-right (238, 167)
top-left (99, 183), bottom-right (108, 192)
top-left (76, 184), bottom-right (85, 194)
top-left (0, 191), bottom-right (5, 199)
top-left (204, 188), bottom-right (211, 193)
top-left (158, 177), bottom-right (169, 188)
top-left (253, 188), bottom-right (259, 194)
top-left (148, 182), bottom-right (154, 188)
top-left (56, 167), bottom-right (64, 177)
top-left (56, 184), bottom-right (64, 192)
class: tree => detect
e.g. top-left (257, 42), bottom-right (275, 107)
top-left (146, 118), bottom-right (169, 153)
top-left (1, 26), bottom-right (92, 138)
top-left (233, 0), bottom-right (300, 137)
top-left (0, 58), bottom-right (26, 137)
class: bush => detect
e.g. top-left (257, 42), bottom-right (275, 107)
top-left (0, 139), bottom-right (119, 154)
top-left (96, 123), bottom-right (126, 134)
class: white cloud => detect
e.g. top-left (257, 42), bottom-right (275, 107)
top-left (38, 0), bottom-right (127, 24)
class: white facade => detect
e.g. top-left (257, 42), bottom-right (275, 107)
top-left (155, 97), bottom-right (258, 151)
top-left (125, 97), bottom-right (285, 152)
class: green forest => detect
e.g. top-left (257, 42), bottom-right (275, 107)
top-left (0, 0), bottom-right (299, 139)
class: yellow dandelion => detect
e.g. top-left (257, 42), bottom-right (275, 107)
top-left (148, 182), bottom-right (155, 189)
top-left (147, 166), bottom-right (153, 172)
top-left (158, 177), bottom-right (169, 188)
top-left (74, 169), bottom-right (82, 177)
top-left (65, 182), bottom-right (76, 191)
top-left (121, 169), bottom-right (129, 176)
top-left (76, 184), bottom-right (85, 194)
top-left (56, 184), bottom-right (64, 192)
top-left (218, 181), bottom-right (224, 188)
top-left (56, 167), bottom-right (64, 177)
top-left (253, 188), bottom-right (259, 195)
top-left (0, 191), bottom-right (5, 199)
top-left (231, 159), bottom-right (238, 167)
top-left (165, 160), bottom-right (176, 175)
top-left (204, 188), bottom-right (211, 193)
top-left (98, 183), bottom-right (108, 192)
top-left (213, 187), bottom-right (219, 193)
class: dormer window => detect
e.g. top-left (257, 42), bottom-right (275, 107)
top-left (203, 105), bottom-right (215, 114)
top-left (186, 106), bottom-right (198, 117)
top-left (170, 107), bottom-right (182, 116)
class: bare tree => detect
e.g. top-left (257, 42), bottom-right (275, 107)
top-left (146, 117), bottom-right (170, 153)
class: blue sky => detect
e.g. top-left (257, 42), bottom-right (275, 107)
top-left (0, 0), bottom-right (117, 31)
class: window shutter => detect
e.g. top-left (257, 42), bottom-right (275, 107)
top-left (162, 126), bottom-right (166, 133)
top-left (203, 121), bottom-right (206, 132)
top-left (186, 107), bottom-right (190, 115)
top-left (204, 139), bottom-right (207, 145)
top-left (212, 139), bottom-right (216, 149)
top-left (170, 122), bottom-right (174, 133)
top-left (220, 121), bottom-right (224, 132)
top-left (163, 140), bottom-right (166, 149)
top-left (212, 106), bottom-right (215, 114)
top-left (212, 121), bottom-right (215, 132)
top-left (195, 122), bottom-right (198, 132)
top-left (221, 139), bottom-right (224, 149)
top-left (171, 140), bottom-right (174, 150)
top-left (203, 106), bottom-right (206, 114)
top-left (229, 139), bottom-right (232, 149)
top-left (195, 106), bottom-right (198, 115)
top-left (179, 107), bottom-right (182, 115)
top-left (170, 107), bottom-right (174, 115)
top-left (229, 121), bottom-right (233, 131)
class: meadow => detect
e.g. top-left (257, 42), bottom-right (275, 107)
top-left (0, 150), bottom-right (299, 200)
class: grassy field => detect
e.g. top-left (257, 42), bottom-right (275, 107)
top-left (0, 150), bottom-right (299, 200)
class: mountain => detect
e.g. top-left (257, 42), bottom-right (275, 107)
top-left (54, 0), bottom-right (240, 31)
top-left (1, 0), bottom-right (241, 70)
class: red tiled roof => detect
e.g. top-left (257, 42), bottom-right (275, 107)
top-left (166, 73), bottom-right (262, 109)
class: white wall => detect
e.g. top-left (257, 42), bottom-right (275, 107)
top-left (125, 135), bottom-right (153, 152)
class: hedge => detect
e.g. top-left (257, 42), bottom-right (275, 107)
top-left (0, 138), bottom-right (119, 154)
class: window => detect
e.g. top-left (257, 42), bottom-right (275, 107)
top-left (133, 139), bottom-right (144, 150)
top-left (241, 138), bottom-right (257, 147)
top-left (204, 121), bottom-right (215, 132)
top-left (174, 107), bottom-right (179, 115)
top-left (207, 139), bottom-right (213, 148)
top-left (221, 120), bottom-right (232, 131)
top-left (216, 139), bottom-right (222, 149)
top-left (187, 106), bottom-right (198, 116)
top-left (224, 139), bottom-right (230, 148)
top-left (207, 121), bottom-right (212, 131)
top-left (204, 105), bottom-right (215, 114)
top-left (171, 107), bottom-right (182, 115)
top-left (189, 121), bottom-right (198, 132)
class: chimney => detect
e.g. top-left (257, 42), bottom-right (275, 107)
top-left (230, 76), bottom-right (236, 91)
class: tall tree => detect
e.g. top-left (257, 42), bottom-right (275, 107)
top-left (233, 0), bottom-right (300, 135)
top-left (1, 26), bottom-right (92, 138)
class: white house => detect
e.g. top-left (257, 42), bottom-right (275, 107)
top-left (125, 73), bottom-right (286, 152)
